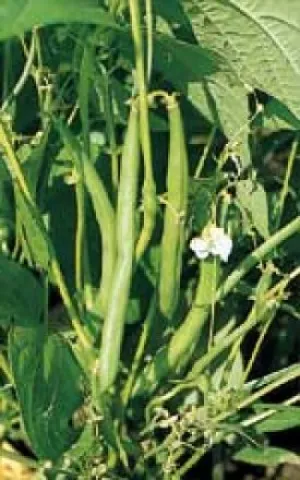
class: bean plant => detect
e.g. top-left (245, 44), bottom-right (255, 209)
top-left (0, 1), bottom-right (300, 479)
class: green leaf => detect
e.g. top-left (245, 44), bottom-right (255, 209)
top-left (9, 327), bottom-right (83, 460)
top-left (0, 253), bottom-right (43, 327)
top-left (259, 97), bottom-right (300, 131)
top-left (187, 0), bottom-right (300, 119)
top-left (176, 0), bottom-right (300, 165)
top-left (154, 0), bottom-right (197, 43)
top-left (234, 445), bottom-right (300, 467)
top-left (191, 80), bottom-right (251, 167)
top-left (254, 404), bottom-right (300, 433)
top-left (21, 129), bottom-right (50, 198)
top-left (153, 33), bottom-right (221, 85)
top-left (189, 177), bottom-right (216, 231)
top-left (0, 0), bottom-right (117, 42)
top-left (15, 189), bottom-right (50, 269)
top-left (236, 179), bottom-right (270, 239)
top-left (151, 36), bottom-right (251, 166)
top-left (0, 160), bottom-right (14, 227)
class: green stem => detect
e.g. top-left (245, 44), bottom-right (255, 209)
top-left (122, 294), bottom-right (157, 407)
top-left (2, 35), bottom-right (35, 111)
top-left (194, 126), bottom-right (217, 179)
top-left (177, 446), bottom-right (207, 477)
top-left (237, 364), bottom-right (300, 412)
top-left (217, 215), bottom-right (300, 301)
top-left (242, 315), bottom-right (272, 383)
top-left (74, 163), bottom-right (85, 298)
top-left (274, 135), bottom-right (299, 229)
top-left (241, 393), bottom-right (300, 429)
top-left (145, 0), bottom-right (154, 82)
top-left (96, 66), bottom-right (119, 200)
top-left (1, 40), bottom-right (13, 105)
top-left (129, 0), bottom-right (156, 261)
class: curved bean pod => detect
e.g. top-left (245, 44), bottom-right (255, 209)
top-left (98, 101), bottom-right (140, 391)
top-left (133, 258), bottom-right (214, 397)
top-left (83, 158), bottom-right (116, 317)
top-left (158, 94), bottom-right (189, 321)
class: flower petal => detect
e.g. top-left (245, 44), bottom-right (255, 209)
top-left (210, 230), bottom-right (233, 262)
top-left (190, 237), bottom-right (210, 259)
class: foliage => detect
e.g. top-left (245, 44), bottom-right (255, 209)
top-left (0, 0), bottom-right (300, 478)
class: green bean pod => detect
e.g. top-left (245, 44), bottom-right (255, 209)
top-left (133, 258), bottom-right (215, 397)
top-left (83, 158), bottom-right (116, 317)
top-left (98, 101), bottom-right (140, 392)
top-left (158, 94), bottom-right (189, 321)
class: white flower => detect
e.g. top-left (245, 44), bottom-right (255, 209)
top-left (189, 237), bottom-right (210, 260)
top-left (190, 226), bottom-right (233, 262)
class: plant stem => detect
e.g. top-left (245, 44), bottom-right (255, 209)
top-left (96, 65), bottom-right (119, 200)
top-left (236, 364), bottom-right (300, 413)
top-left (129, 0), bottom-right (156, 261)
top-left (122, 294), bottom-right (157, 406)
top-left (274, 135), bottom-right (299, 229)
top-left (241, 393), bottom-right (300, 429)
top-left (145, 0), bottom-right (154, 82)
top-left (74, 162), bottom-right (85, 299)
top-left (177, 446), bottom-right (207, 477)
top-left (2, 34), bottom-right (35, 111)
top-left (217, 215), bottom-right (300, 301)
top-left (194, 126), bottom-right (217, 178)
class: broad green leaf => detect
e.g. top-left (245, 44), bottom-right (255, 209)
top-left (154, 0), bottom-right (197, 43)
top-left (9, 327), bottom-right (83, 460)
top-left (234, 445), bottom-right (300, 467)
top-left (0, 0), bottom-right (117, 42)
top-left (254, 404), bottom-right (300, 433)
top-left (236, 179), bottom-right (270, 239)
top-left (187, 0), bottom-right (300, 116)
top-left (176, 0), bottom-right (300, 166)
top-left (153, 33), bottom-right (221, 85)
top-left (0, 253), bottom-right (43, 327)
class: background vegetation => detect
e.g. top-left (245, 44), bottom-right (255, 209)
top-left (0, 1), bottom-right (300, 478)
